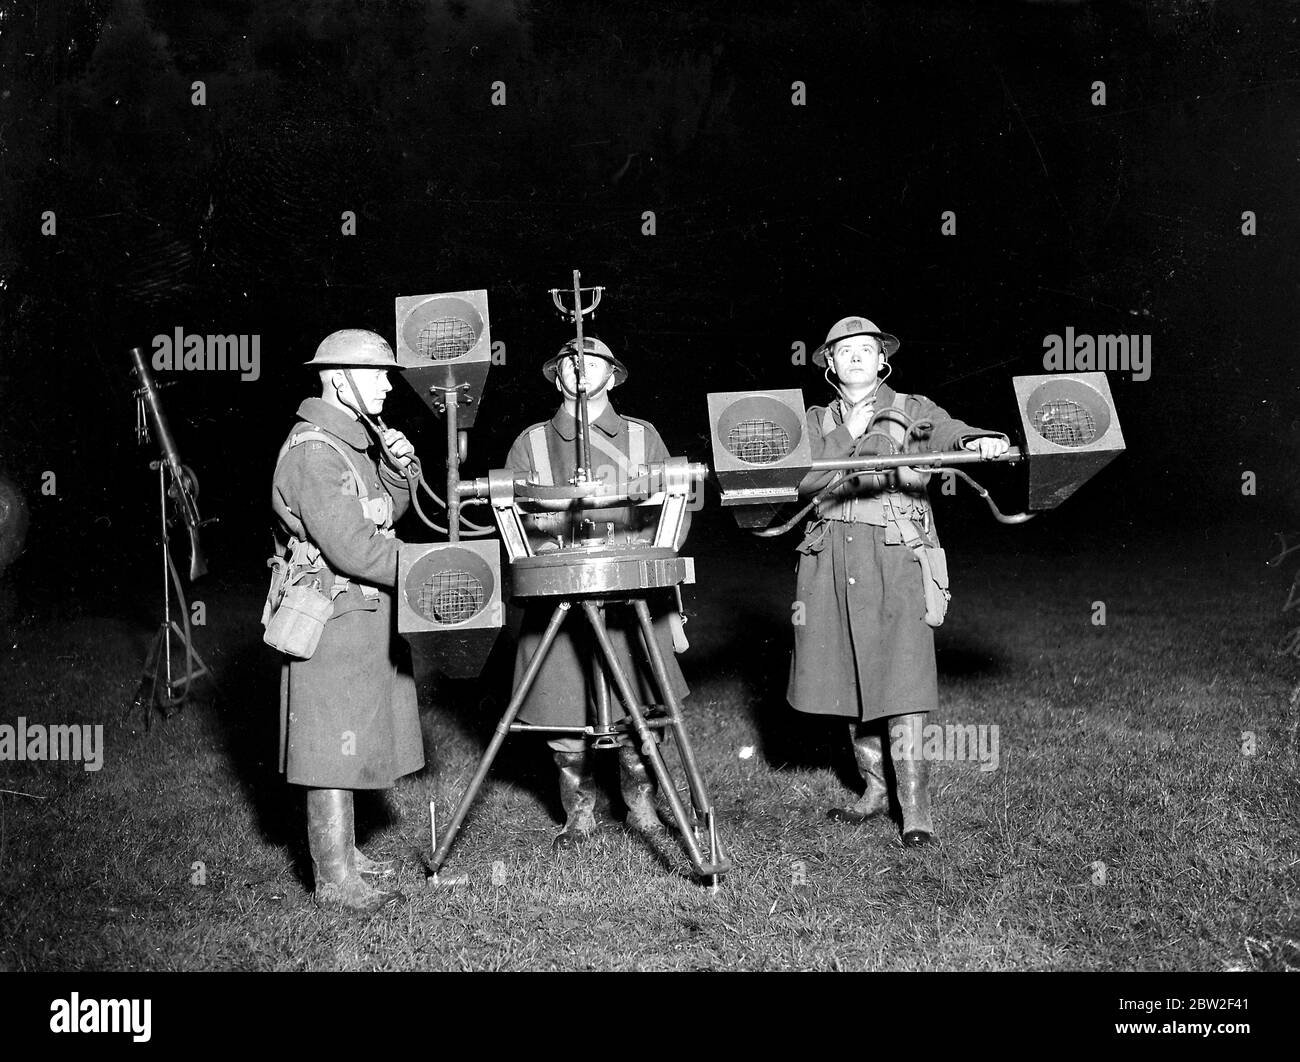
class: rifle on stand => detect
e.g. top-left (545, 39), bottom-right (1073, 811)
top-left (127, 346), bottom-right (216, 725)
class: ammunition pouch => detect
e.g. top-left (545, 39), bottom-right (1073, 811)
top-left (914, 542), bottom-right (950, 629)
top-left (884, 498), bottom-right (947, 627)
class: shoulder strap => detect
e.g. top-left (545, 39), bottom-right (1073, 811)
top-left (626, 420), bottom-right (645, 470)
top-left (887, 392), bottom-right (910, 449)
top-left (277, 427), bottom-right (370, 500)
top-left (528, 424), bottom-right (553, 485)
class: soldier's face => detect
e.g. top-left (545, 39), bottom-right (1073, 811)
top-left (555, 354), bottom-right (614, 399)
top-left (339, 368), bottom-right (392, 415)
top-left (830, 336), bottom-right (884, 385)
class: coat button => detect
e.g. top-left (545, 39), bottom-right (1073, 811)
top-left (846, 535), bottom-right (853, 542)
top-left (848, 577), bottom-right (856, 585)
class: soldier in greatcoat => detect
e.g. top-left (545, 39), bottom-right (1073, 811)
top-left (505, 336), bottom-right (690, 849)
top-left (788, 316), bottom-right (1008, 846)
top-left (269, 329), bottom-right (425, 911)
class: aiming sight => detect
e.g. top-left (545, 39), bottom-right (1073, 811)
top-left (706, 371), bottom-right (1125, 525)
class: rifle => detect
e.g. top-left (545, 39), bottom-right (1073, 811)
top-left (129, 346), bottom-right (209, 580)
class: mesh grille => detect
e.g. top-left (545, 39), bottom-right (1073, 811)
top-left (415, 317), bottom-right (477, 361)
top-left (416, 570), bottom-right (485, 624)
top-left (726, 419), bottom-right (792, 464)
top-left (1032, 399), bottom-right (1098, 448)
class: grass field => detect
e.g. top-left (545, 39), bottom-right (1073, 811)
top-left (1, 515), bottom-right (1297, 971)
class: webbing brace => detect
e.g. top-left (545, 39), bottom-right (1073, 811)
top-left (274, 426), bottom-right (389, 601)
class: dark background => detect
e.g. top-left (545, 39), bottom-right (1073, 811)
top-left (1, 0), bottom-right (1297, 623)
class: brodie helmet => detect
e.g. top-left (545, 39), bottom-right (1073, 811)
top-left (812, 316), bottom-right (901, 368)
top-left (542, 335), bottom-right (629, 388)
top-left (304, 329), bottom-right (405, 370)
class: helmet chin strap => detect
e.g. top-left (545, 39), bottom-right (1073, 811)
top-left (340, 368), bottom-right (405, 474)
top-left (340, 368), bottom-right (373, 422)
top-left (825, 359), bottom-right (891, 410)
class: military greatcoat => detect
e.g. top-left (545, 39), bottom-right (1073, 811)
top-left (271, 398), bottom-right (424, 789)
top-left (505, 403), bottom-right (690, 728)
top-left (787, 383), bottom-right (1005, 722)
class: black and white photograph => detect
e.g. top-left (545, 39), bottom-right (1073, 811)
top-left (0, 0), bottom-right (1296, 1037)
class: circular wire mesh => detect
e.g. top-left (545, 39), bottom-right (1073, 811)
top-left (726, 418), bottom-right (792, 464)
top-left (1031, 399), bottom-right (1098, 448)
top-left (415, 317), bottom-right (477, 361)
top-left (416, 570), bottom-right (485, 624)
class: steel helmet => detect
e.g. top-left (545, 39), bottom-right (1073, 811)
top-left (304, 329), bottom-right (404, 369)
top-left (542, 335), bottom-right (629, 388)
top-left (812, 316), bottom-right (900, 367)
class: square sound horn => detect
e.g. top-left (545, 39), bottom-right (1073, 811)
top-left (1013, 372), bottom-right (1126, 510)
top-left (395, 289), bottom-right (491, 427)
top-left (706, 389), bottom-right (812, 529)
top-left (398, 540), bottom-right (503, 678)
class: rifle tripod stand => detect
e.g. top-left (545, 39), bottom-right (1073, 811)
top-left (428, 549), bottom-right (731, 888)
top-left (126, 461), bottom-right (214, 729)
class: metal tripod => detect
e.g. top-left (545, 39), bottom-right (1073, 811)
top-left (126, 461), bottom-right (213, 728)
top-left (428, 590), bottom-right (730, 886)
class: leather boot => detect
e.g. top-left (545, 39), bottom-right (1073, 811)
top-left (552, 749), bottom-right (600, 850)
top-left (890, 713), bottom-right (937, 847)
top-left (353, 848), bottom-right (395, 879)
top-left (827, 725), bottom-right (890, 823)
top-left (307, 789), bottom-right (402, 912)
top-left (618, 745), bottom-right (666, 835)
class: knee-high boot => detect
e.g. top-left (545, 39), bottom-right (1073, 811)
top-left (552, 749), bottom-right (600, 850)
top-left (889, 713), bottom-right (937, 847)
top-left (828, 724), bottom-right (891, 823)
top-left (618, 744), bottom-right (666, 834)
top-left (307, 788), bottom-right (401, 912)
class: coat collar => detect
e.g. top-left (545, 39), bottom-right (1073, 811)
top-left (549, 402), bottom-right (623, 442)
top-left (296, 397), bottom-right (371, 451)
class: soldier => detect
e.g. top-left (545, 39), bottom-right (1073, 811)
top-left (788, 316), bottom-right (1008, 847)
top-left (268, 329), bottom-right (425, 912)
top-left (504, 336), bottom-right (689, 849)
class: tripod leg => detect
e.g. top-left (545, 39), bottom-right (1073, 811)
top-left (126, 625), bottom-right (167, 730)
top-left (633, 598), bottom-right (729, 875)
top-left (591, 605), bottom-right (613, 735)
top-left (164, 619), bottom-right (216, 703)
top-left (428, 600), bottom-right (571, 877)
top-left (633, 598), bottom-right (712, 819)
top-left (579, 601), bottom-right (729, 878)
